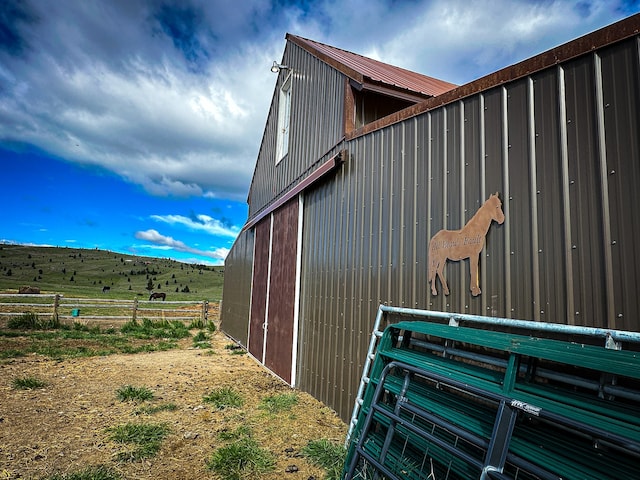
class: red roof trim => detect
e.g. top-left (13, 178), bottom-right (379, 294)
top-left (286, 34), bottom-right (457, 98)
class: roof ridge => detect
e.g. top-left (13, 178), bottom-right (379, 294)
top-left (285, 33), bottom-right (457, 98)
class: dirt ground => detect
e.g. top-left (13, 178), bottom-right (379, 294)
top-left (0, 330), bottom-right (348, 479)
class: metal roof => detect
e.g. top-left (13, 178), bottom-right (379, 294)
top-left (286, 34), bottom-right (457, 98)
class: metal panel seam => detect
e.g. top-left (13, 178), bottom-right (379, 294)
top-left (593, 52), bottom-right (616, 329)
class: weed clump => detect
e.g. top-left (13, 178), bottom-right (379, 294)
top-left (106, 422), bottom-right (170, 462)
top-left (8, 312), bottom-right (60, 330)
top-left (116, 385), bottom-right (154, 402)
top-left (258, 392), bottom-right (298, 414)
top-left (12, 375), bottom-right (47, 390)
top-left (203, 386), bottom-right (244, 410)
top-left (302, 439), bottom-right (347, 480)
top-left (206, 437), bottom-right (275, 480)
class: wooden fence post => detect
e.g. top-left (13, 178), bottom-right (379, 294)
top-left (53, 294), bottom-right (60, 323)
top-left (132, 298), bottom-right (138, 322)
top-left (201, 300), bottom-right (208, 326)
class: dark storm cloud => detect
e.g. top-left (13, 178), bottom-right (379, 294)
top-left (0, 1), bottom-right (38, 56)
top-left (153, 3), bottom-right (211, 72)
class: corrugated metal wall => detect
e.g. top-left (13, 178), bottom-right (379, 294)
top-left (247, 42), bottom-right (346, 217)
top-left (219, 228), bottom-right (254, 345)
top-left (297, 35), bottom-right (640, 421)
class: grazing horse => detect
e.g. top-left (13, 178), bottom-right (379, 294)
top-left (102, 286), bottom-right (110, 293)
top-left (149, 292), bottom-right (166, 301)
top-left (428, 193), bottom-right (505, 296)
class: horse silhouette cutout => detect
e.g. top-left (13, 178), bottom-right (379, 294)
top-left (149, 292), bottom-right (166, 301)
top-left (428, 193), bottom-right (505, 297)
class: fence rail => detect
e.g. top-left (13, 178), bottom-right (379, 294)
top-left (0, 293), bottom-right (211, 326)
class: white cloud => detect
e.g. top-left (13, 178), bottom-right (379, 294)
top-left (1, 0), bottom-right (637, 204)
top-left (135, 229), bottom-right (229, 260)
top-left (150, 213), bottom-right (240, 237)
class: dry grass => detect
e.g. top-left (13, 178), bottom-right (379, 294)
top-left (0, 328), bottom-right (347, 479)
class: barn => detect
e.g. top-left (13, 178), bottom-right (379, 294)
top-left (221, 13), bottom-right (640, 424)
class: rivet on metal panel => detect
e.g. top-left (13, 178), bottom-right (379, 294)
top-left (570, 180), bottom-right (575, 185)
top-left (511, 251), bottom-right (514, 255)
top-left (537, 190), bottom-right (541, 194)
top-left (541, 310), bottom-right (545, 314)
top-left (539, 249), bottom-right (543, 253)
top-left (618, 313), bottom-right (623, 318)
top-left (612, 240), bottom-right (617, 245)
top-left (572, 245), bottom-right (577, 249)
top-left (576, 311), bottom-right (580, 315)
top-left (610, 170), bottom-right (615, 174)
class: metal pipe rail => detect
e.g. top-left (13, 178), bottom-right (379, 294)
top-left (347, 304), bottom-right (640, 443)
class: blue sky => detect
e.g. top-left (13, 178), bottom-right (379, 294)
top-left (1, 1), bottom-right (638, 265)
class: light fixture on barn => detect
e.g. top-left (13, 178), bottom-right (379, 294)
top-left (270, 61), bottom-right (290, 73)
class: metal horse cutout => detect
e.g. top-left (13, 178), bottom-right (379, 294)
top-left (428, 193), bottom-right (505, 296)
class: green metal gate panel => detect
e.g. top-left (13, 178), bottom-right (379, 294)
top-left (344, 308), bottom-right (640, 480)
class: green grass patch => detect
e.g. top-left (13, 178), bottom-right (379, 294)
top-left (0, 324), bottom-right (182, 360)
top-left (203, 386), bottom-right (244, 410)
top-left (7, 312), bottom-right (60, 330)
top-left (120, 318), bottom-right (190, 339)
top-left (206, 437), bottom-right (275, 480)
top-left (106, 422), bottom-right (170, 462)
top-left (134, 403), bottom-right (178, 415)
top-left (44, 465), bottom-right (121, 480)
top-left (116, 385), bottom-right (154, 402)
top-left (301, 439), bottom-right (347, 480)
top-left (12, 375), bottom-right (47, 390)
top-left (192, 330), bottom-right (211, 348)
top-left (258, 392), bottom-right (298, 414)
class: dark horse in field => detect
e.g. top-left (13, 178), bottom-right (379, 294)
top-left (149, 292), bottom-right (166, 301)
top-left (428, 193), bottom-right (505, 297)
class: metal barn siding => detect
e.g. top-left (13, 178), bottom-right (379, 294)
top-left (220, 228), bottom-right (254, 345)
top-left (296, 29), bottom-right (640, 422)
top-left (247, 42), bottom-right (345, 217)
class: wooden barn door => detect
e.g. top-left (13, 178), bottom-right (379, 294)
top-left (248, 198), bottom-right (300, 385)
top-left (264, 198), bottom-right (299, 384)
top-left (248, 218), bottom-right (270, 361)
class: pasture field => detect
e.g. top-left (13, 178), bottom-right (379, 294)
top-left (0, 244), bottom-right (225, 301)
